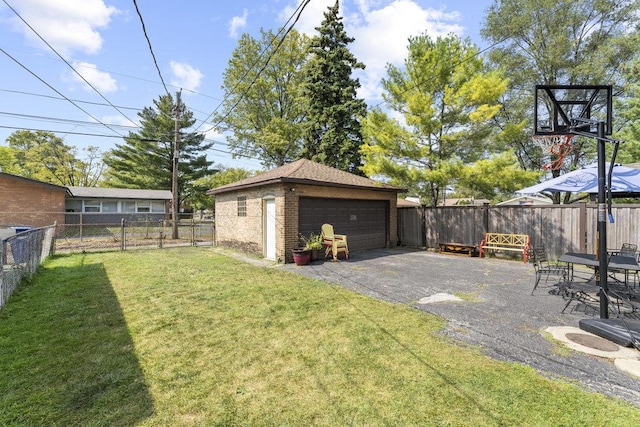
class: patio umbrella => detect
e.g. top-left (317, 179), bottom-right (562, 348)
top-left (516, 163), bottom-right (640, 197)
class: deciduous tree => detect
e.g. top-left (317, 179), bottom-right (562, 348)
top-left (4, 130), bottom-right (101, 186)
top-left (481, 0), bottom-right (640, 177)
top-left (215, 29), bottom-right (309, 169)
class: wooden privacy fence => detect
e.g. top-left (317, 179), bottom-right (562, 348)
top-left (398, 203), bottom-right (640, 260)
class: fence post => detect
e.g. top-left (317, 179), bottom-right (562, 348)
top-left (121, 219), bottom-right (126, 251)
top-left (579, 202), bottom-right (588, 253)
top-left (158, 220), bottom-right (163, 249)
top-left (483, 202), bottom-right (490, 234)
top-left (191, 220), bottom-right (196, 246)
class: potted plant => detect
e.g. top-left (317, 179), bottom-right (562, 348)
top-left (291, 246), bottom-right (312, 265)
top-left (302, 232), bottom-right (324, 261)
top-left (292, 232), bottom-right (323, 265)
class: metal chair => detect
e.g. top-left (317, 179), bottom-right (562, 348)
top-left (321, 224), bottom-right (348, 261)
top-left (609, 243), bottom-right (639, 288)
top-left (530, 246), bottom-right (568, 295)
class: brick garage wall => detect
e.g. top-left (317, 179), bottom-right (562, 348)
top-left (214, 184), bottom-right (286, 260)
top-left (0, 175), bottom-right (66, 227)
top-left (215, 181), bottom-right (399, 264)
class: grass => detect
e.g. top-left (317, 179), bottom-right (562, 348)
top-left (1, 247), bottom-right (640, 426)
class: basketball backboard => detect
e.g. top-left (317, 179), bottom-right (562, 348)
top-left (534, 85), bottom-right (612, 136)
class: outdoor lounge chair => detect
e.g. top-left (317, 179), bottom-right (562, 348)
top-left (321, 223), bottom-right (348, 261)
top-left (531, 246), bottom-right (568, 295)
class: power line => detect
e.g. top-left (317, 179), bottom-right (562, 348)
top-left (2, 0), bottom-right (139, 127)
top-left (0, 46), bottom-right (125, 137)
top-left (196, 0), bottom-right (311, 133)
top-left (132, 0), bottom-right (169, 96)
top-left (0, 88), bottom-right (141, 111)
top-left (0, 111), bottom-right (141, 130)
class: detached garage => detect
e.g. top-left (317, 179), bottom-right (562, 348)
top-left (208, 159), bottom-right (403, 263)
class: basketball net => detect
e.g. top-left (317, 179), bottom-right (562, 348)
top-left (531, 134), bottom-right (574, 170)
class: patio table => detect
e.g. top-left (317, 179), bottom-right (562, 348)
top-left (559, 252), bottom-right (640, 290)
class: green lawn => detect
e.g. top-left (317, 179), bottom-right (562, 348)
top-left (1, 247), bottom-right (639, 426)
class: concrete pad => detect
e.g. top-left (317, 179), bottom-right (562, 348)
top-left (545, 326), bottom-right (640, 360)
top-left (615, 359), bottom-right (640, 378)
top-left (418, 293), bottom-right (463, 304)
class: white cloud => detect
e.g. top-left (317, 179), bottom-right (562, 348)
top-left (8, 0), bottom-right (119, 56)
top-left (169, 61), bottom-right (204, 92)
top-left (279, 0), bottom-right (464, 104)
top-left (68, 61), bottom-right (118, 93)
top-left (228, 8), bottom-right (248, 38)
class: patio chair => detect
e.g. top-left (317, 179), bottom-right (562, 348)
top-left (530, 246), bottom-right (568, 295)
top-left (609, 243), bottom-right (639, 287)
top-left (321, 223), bottom-right (348, 261)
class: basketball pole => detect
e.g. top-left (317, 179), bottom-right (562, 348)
top-left (596, 120), bottom-right (609, 319)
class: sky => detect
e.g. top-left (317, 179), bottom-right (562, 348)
top-left (0, 0), bottom-right (495, 172)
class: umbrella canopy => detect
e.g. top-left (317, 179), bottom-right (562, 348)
top-left (517, 163), bottom-right (640, 196)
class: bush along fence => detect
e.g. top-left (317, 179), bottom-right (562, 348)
top-left (0, 225), bottom-right (56, 309)
top-left (398, 202), bottom-right (640, 260)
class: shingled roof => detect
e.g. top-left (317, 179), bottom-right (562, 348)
top-left (67, 187), bottom-right (172, 200)
top-left (207, 159), bottom-right (403, 195)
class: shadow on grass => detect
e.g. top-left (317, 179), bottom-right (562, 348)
top-left (0, 255), bottom-right (154, 426)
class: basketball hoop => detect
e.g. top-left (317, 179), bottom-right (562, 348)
top-left (531, 134), bottom-right (574, 170)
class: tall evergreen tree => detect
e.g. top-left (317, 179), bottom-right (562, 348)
top-left (300, 0), bottom-right (367, 175)
top-left (104, 93), bottom-right (214, 206)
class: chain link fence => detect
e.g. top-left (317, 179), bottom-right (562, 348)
top-left (0, 220), bottom-right (214, 309)
top-left (1, 226), bottom-right (56, 309)
top-left (55, 219), bottom-right (215, 253)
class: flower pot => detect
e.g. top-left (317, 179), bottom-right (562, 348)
top-left (292, 248), bottom-right (311, 266)
top-left (310, 248), bottom-right (323, 261)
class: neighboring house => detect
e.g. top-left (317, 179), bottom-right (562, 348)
top-left (443, 197), bottom-right (491, 206)
top-left (208, 159), bottom-right (404, 263)
top-left (0, 171), bottom-right (171, 227)
top-left (65, 187), bottom-right (172, 224)
top-left (496, 195), bottom-right (553, 206)
top-left (0, 172), bottom-right (68, 227)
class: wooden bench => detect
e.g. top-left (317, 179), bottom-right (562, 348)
top-left (479, 232), bottom-right (530, 263)
top-left (438, 242), bottom-right (478, 257)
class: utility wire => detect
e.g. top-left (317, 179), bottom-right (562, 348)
top-left (0, 46), bottom-right (125, 137)
top-left (0, 111), bottom-right (141, 130)
top-left (132, 0), bottom-right (169, 96)
top-left (2, 0), bottom-right (139, 127)
top-left (196, 0), bottom-right (311, 133)
top-left (0, 88), bottom-right (141, 111)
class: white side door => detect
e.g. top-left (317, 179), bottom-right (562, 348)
top-left (264, 198), bottom-right (276, 260)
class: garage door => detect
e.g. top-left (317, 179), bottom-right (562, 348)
top-left (298, 198), bottom-right (388, 252)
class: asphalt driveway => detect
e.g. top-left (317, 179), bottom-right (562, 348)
top-left (281, 247), bottom-right (640, 406)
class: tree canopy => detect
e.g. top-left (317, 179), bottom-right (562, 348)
top-left (300, 0), bottom-right (367, 175)
top-left (215, 29), bottom-right (309, 169)
top-left (3, 130), bottom-right (102, 186)
top-left (481, 0), bottom-right (640, 181)
top-left (103, 93), bottom-right (214, 207)
top-left (361, 33), bottom-right (533, 205)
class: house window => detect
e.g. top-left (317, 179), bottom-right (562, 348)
top-left (122, 201), bottom-right (136, 213)
top-left (237, 196), bottom-right (247, 217)
top-left (102, 201), bottom-right (118, 213)
top-left (83, 200), bottom-right (101, 213)
top-left (137, 201), bottom-right (151, 213)
top-left (151, 201), bottom-right (165, 213)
